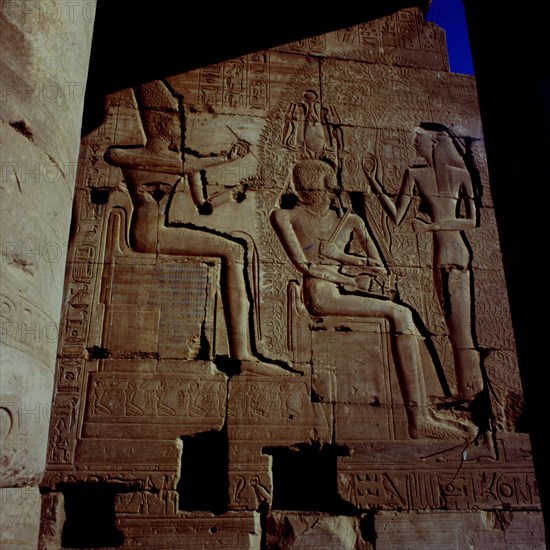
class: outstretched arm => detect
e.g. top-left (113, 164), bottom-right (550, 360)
top-left (184, 141), bottom-right (251, 211)
top-left (413, 214), bottom-right (476, 233)
top-left (184, 140), bottom-right (250, 173)
top-left (364, 160), bottom-right (414, 225)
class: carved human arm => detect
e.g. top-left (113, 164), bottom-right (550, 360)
top-left (319, 213), bottom-right (387, 275)
top-left (460, 172), bottom-right (478, 228)
top-left (412, 217), bottom-right (476, 233)
top-left (185, 141), bottom-right (251, 212)
top-left (411, 167), bottom-right (477, 233)
top-left (363, 159), bottom-right (413, 225)
top-left (270, 209), bottom-right (358, 287)
top-left (183, 140), bottom-right (250, 173)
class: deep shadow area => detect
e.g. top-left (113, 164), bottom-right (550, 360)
top-left (463, 1), bottom-right (550, 541)
top-left (265, 442), bottom-right (350, 512)
top-left (60, 482), bottom-right (126, 548)
top-left (82, 0), bottom-right (429, 134)
top-left (177, 428), bottom-right (229, 514)
top-left (359, 512), bottom-right (378, 547)
top-left (87, 0), bottom-right (429, 93)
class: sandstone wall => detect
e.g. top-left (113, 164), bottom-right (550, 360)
top-left (37, 5), bottom-right (545, 549)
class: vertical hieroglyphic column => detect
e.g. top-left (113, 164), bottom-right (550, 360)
top-left (0, 1), bottom-right (96, 548)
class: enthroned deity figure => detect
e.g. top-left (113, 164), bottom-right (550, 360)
top-left (365, 123), bottom-right (483, 400)
top-left (105, 79), bottom-right (294, 376)
top-left (270, 158), bottom-right (470, 439)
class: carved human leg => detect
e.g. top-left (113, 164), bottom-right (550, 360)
top-left (304, 278), bottom-right (467, 439)
top-left (434, 266), bottom-right (483, 400)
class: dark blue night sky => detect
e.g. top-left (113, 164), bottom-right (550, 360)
top-left (426, 0), bottom-right (474, 75)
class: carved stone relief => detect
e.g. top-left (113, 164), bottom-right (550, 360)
top-left (39, 7), bottom-right (543, 548)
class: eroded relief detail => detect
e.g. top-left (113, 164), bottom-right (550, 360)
top-left (270, 159), bottom-right (469, 440)
top-left (365, 123), bottom-right (483, 400)
top-left (40, 8), bottom-right (541, 548)
top-left (277, 8), bottom-right (449, 71)
top-left (104, 79), bottom-right (295, 377)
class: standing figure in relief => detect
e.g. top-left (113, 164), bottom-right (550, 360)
top-left (364, 123), bottom-right (482, 400)
top-left (270, 158), bottom-right (467, 439)
top-left (105, 79), bottom-right (293, 376)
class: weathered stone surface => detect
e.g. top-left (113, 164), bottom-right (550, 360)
top-left (227, 376), bottom-right (332, 510)
top-left (0, 487), bottom-right (41, 549)
top-left (375, 510), bottom-right (546, 549)
top-left (38, 492), bottom-right (65, 550)
top-left (116, 511), bottom-right (262, 549)
top-left (266, 512), bottom-right (364, 549)
top-left (273, 7), bottom-right (448, 71)
top-left (0, 347), bottom-right (53, 486)
top-left (36, 5), bottom-right (545, 548)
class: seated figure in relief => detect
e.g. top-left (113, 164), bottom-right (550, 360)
top-left (105, 79), bottom-right (294, 376)
top-left (270, 158), bottom-right (469, 439)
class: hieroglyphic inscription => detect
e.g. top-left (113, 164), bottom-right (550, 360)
top-left (228, 379), bottom-right (319, 426)
top-left (46, 91), bottom-right (143, 466)
top-left (276, 9), bottom-right (448, 71)
top-left (289, 34), bottom-right (327, 54)
top-left (102, 257), bottom-right (218, 359)
top-left (47, 197), bottom-right (104, 464)
top-left (47, 394), bottom-right (79, 464)
top-left (175, 53), bottom-right (270, 112)
top-left (227, 377), bottom-right (332, 509)
top-left (116, 491), bottom-right (179, 516)
top-left (358, 8), bottom-right (444, 54)
top-left (83, 372), bottom-right (226, 439)
top-left (339, 468), bottom-right (540, 511)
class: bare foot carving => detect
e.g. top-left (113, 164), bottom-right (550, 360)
top-left (240, 360), bottom-right (301, 377)
top-left (409, 419), bottom-right (466, 440)
top-left (409, 408), bottom-right (473, 440)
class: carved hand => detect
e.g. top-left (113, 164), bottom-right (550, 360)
top-left (319, 240), bottom-right (338, 260)
top-left (362, 152), bottom-right (377, 176)
top-left (228, 140), bottom-right (251, 160)
top-left (362, 153), bottom-right (380, 188)
top-left (411, 218), bottom-right (431, 233)
top-left (354, 274), bottom-right (374, 292)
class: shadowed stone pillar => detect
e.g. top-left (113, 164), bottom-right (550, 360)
top-left (0, 1), bottom-right (96, 547)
